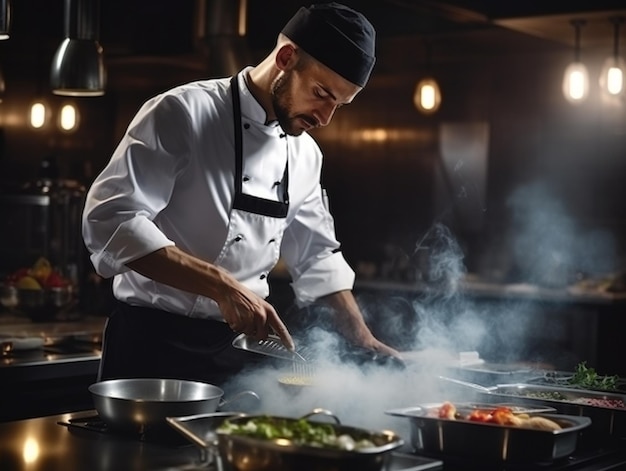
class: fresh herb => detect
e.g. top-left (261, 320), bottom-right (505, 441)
top-left (568, 362), bottom-right (619, 391)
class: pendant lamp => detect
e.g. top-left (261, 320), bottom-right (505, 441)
top-left (413, 40), bottom-right (442, 115)
top-left (599, 16), bottom-right (625, 98)
top-left (50, 0), bottom-right (105, 96)
top-left (562, 19), bottom-right (589, 104)
top-left (0, 0), bottom-right (10, 40)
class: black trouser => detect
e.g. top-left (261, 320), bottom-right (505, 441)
top-left (98, 301), bottom-right (265, 388)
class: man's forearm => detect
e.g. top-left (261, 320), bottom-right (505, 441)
top-left (126, 246), bottom-right (234, 303)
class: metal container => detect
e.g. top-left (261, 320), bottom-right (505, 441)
top-left (89, 378), bottom-right (258, 432)
top-left (215, 410), bottom-right (404, 471)
top-left (167, 412), bottom-right (247, 449)
top-left (476, 383), bottom-right (626, 440)
top-left (386, 403), bottom-right (591, 463)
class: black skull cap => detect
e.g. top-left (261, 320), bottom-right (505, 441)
top-left (281, 2), bottom-right (376, 87)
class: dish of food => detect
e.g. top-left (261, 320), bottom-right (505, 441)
top-left (215, 411), bottom-right (404, 471)
top-left (433, 401), bottom-right (562, 430)
top-left (218, 415), bottom-right (377, 451)
top-left (386, 402), bottom-right (591, 463)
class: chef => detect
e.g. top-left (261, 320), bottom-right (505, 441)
top-left (82, 2), bottom-right (400, 385)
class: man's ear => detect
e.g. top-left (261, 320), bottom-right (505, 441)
top-left (275, 44), bottom-right (297, 71)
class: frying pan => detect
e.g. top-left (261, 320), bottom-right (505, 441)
top-left (89, 378), bottom-right (259, 432)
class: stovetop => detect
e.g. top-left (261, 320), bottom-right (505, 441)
top-left (55, 414), bottom-right (626, 471)
top-left (56, 414), bottom-right (444, 470)
top-left (58, 414), bottom-right (192, 447)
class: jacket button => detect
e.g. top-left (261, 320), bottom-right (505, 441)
top-left (243, 175), bottom-right (250, 182)
top-left (259, 273), bottom-right (267, 280)
top-left (244, 123), bottom-right (250, 129)
top-left (234, 234), bottom-right (245, 242)
top-left (268, 238), bottom-right (276, 243)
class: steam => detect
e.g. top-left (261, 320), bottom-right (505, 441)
top-left (221, 179), bottom-right (619, 442)
top-left (508, 181), bottom-right (618, 286)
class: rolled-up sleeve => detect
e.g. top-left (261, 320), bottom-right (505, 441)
top-left (82, 93), bottom-right (192, 278)
top-left (281, 186), bottom-right (355, 305)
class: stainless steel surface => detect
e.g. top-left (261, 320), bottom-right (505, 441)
top-left (437, 375), bottom-right (494, 393)
top-left (89, 378), bottom-right (253, 431)
top-left (167, 411), bottom-right (247, 449)
top-left (3, 409), bottom-right (626, 471)
top-left (476, 383), bottom-right (626, 440)
top-left (216, 412), bottom-right (405, 471)
top-left (386, 404), bottom-right (591, 463)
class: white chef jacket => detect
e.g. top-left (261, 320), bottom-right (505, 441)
top-left (82, 68), bottom-right (356, 320)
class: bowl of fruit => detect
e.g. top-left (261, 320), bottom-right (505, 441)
top-left (2, 257), bottom-right (75, 321)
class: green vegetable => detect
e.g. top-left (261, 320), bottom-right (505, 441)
top-left (218, 416), bottom-right (376, 450)
top-left (568, 362), bottom-right (619, 391)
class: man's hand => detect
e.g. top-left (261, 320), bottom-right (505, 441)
top-left (319, 290), bottom-right (402, 359)
top-left (218, 283), bottom-right (294, 351)
top-left (126, 246), bottom-right (294, 350)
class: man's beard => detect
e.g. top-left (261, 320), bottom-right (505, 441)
top-left (271, 72), bottom-right (318, 137)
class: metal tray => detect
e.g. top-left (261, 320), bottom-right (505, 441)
top-left (386, 403), bottom-right (591, 464)
top-left (444, 362), bottom-right (543, 386)
top-left (476, 383), bottom-right (626, 440)
top-left (168, 411), bottom-right (441, 470)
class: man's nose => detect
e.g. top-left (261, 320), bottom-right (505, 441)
top-left (317, 103), bottom-right (337, 127)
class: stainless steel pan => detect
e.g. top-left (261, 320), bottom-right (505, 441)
top-left (437, 377), bottom-right (626, 440)
top-left (89, 378), bottom-right (258, 432)
top-left (215, 409), bottom-right (404, 471)
top-left (387, 403), bottom-right (591, 463)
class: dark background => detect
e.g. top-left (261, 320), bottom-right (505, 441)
top-left (1, 0), bottom-right (625, 285)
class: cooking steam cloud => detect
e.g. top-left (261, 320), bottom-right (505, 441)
top-left (223, 179), bottom-right (619, 435)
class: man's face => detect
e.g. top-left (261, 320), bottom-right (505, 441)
top-left (271, 55), bottom-right (362, 137)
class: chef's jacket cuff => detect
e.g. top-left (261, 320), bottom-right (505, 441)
top-left (291, 253), bottom-right (355, 305)
top-left (90, 216), bottom-right (175, 278)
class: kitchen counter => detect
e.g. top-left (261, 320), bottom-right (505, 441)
top-left (0, 316), bottom-right (105, 422)
top-left (0, 410), bottom-right (444, 471)
top-left (0, 316), bottom-right (104, 379)
top-left (0, 410), bottom-right (625, 471)
top-left (355, 276), bottom-right (626, 306)
top-left (0, 410), bottom-right (207, 471)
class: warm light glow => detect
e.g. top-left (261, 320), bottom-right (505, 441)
top-left (59, 103), bottom-right (78, 131)
top-left (22, 437), bottom-right (40, 464)
top-left (361, 128), bottom-right (388, 142)
top-left (607, 67), bottom-right (623, 94)
top-left (600, 56), bottom-right (625, 96)
top-left (414, 78), bottom-right (441, 114)
top-left (562, 62), bottom-right (589, 103)
top-left (30, 102), bottom-right (47, 128)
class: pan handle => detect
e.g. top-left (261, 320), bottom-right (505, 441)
top-left (300, 408), bottom-right (341, 425)
top-left (219, 390), bottom-right (260, 409)
top-left (437, 375), bottom-right (495, 393)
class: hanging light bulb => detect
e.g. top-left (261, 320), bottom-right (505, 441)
top-left (30, 101), bottom-right (48, 129)
top-left (562, 19), bottom-right (589, 104)
top-left (413, 39), bottom-right (442, 114)
top-left (599, 16), bottom-right (625, 98)
top-left (59, 103), bottom-right (79, 131)
top-left (414, 78), bottom-right (441, 114)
